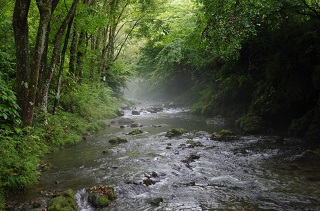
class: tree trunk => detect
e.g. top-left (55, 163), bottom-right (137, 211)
top-left (76, 31), bottom-right (85, 83)
top-left (36, 0), bottom-right (59, 106)
top-left (32, 0), bottom-right (53, 121)
top-left (69, 28), bottom-right (78, 76)
top-left (40, 0), bottom-right (80, 114)
top-left (100, 27), bottom-right (109, 79)
top-left (52, 16), bottom-right (74, 114)
top-left (13, 0), bottom-right (32, 126)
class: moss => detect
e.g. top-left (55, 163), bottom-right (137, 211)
top-left (165, 128), bottom-right (187, 138)
top-left (48, 189), bottom-right (76, 211)
top-left (109, 137), bottom-right (128, 144)
top-left (289, 111), bottom-right (312, 136)
top-left (211, 129), bottom-right (239, 141)
top-left (236, 114), bottom-right (264, 134)
top-left (128, 129), bottom-right (143, 135)
top-left (88, 185), bottom-right (116, 208)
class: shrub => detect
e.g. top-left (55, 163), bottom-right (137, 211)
top-left (0, 128), bottom-right (48, 192)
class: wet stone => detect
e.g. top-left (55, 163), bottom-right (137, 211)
top-left (148, 197), bottom-right (164, 206)
top-left (132, 110), bottom-right (140, 115)
top-left (128, 129), bottom-right (143, 135)
top-left (131, 123), bottom-right (142, 128)
top-left (109, 137), bottom-right (128, 144)
top-left (88, 185), bottom-right (116, 208)
top-left (143, 178), bottom-right (157, 186)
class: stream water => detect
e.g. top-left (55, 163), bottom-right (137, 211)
top-left (7, 100), bottom-right (320, 210)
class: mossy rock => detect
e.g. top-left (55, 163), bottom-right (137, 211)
top-left (109, 137), bottom-right (128, 144)
top-left (236, 114), bottom-right (264, 134)
top-left (48, 189), bottom-right (76, 211)
top-left (186, 140), bottom-right (204, 147)
top-left (211, 129), bottom-right (239, 141)
top-left (302, 149), bottom-right (320, 161)
top-left (165, 128), bottom-right (187, 138)
top-left (88, 184), bottom-right (116, 208)
top-left (128, 129), bottom-right (143, 135)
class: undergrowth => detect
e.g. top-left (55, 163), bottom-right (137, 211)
top-left (0, 80), bottom-right (120, 209)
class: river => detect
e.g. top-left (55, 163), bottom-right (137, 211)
top-left (7, 100), bottom-right (320, 210)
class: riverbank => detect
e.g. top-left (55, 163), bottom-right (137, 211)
top-left (0, 84), bottom-right (122, 210)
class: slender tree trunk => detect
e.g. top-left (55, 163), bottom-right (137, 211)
top-left (52, 16), bottom-right (74, 114)
top-left (36, 29), bottom-right (49, 106)
top-left (13, 0), bottom-right (32, 126)
top-left (69, 28), bottom-right (78, 76)
top-left (76, 31), bottom-right (85, 83)
top-left (100, 27), bottom-right (109, 79)
top-left (40, 0), bottom-right (80, 114)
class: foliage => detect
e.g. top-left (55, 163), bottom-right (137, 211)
top-left (60, 83), bottom-right (119, 121)
top-left (105, 61), bottom-right (132, 94)
top-left (0, 128), bottom-right (48, 192)
top-left (0, 75), bottom-right (21, 129)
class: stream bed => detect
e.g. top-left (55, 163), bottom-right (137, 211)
top-left (7, 101), bottom-right (320, 210)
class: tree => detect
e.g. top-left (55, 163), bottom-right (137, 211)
top-left (13, 0), bottom-right (32, 126)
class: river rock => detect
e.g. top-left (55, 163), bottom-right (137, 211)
top-left (148, 197), bottom-right (163, 206)
top-left (118, 117), bottom-right (134, 124)
top-left (143, 178), bottom-right (157, 186)
top-left (181, 154), bottom-right (200, 168)
top-left (131, 123), bottom-right (142, 128)
top-left (128, 129), bottom-right (143, 135)
top-left (211, 129), bottom-right (239, 141)
top-left (121, 105), bottom-right (131, 110)
top-left (116, 109), bottom-right (125, 116)
top-left (109, 137), bottom-right (128, 144)
top-left (132, 110), bottom-right (140, 115)
top-left (48, 189), bottom-right (77, 211)
top-left (88, 184), bottom-right (116, 208)
top-left (146, 106), bottom-right (164, 113)
top-left (206, 117), bottom-right (225, 125)
top-left (165, 128), bottom-right (187, 138)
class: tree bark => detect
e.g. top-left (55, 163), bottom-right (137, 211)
top-left (36, 0), bottom-right (59, 106)
top-left (13, 0), bottom-right (32, 126)
top-left (76, 31), bottom-right (85, 83)
top-left (52, 16), bottom-right (74, 114)
top-left (32, 0), bottom-right (53, 122)
top-left (69, 28), bottom-right (78, 76)
top-left (40, 0), bottom-right (80, 114)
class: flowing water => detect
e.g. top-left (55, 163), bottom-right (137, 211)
top-left (7, 101), bottom-right (320, 210)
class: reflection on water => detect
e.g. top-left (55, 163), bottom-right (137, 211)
top-left (8, 103), bottom-right (320, 210)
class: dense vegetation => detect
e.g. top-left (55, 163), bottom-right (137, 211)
top-left (135, 0), bottom-right (320, 139)
top-left (1, 0), bottom-right (320, 209)
top-left (0, 0), bottom-right (158, 208)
